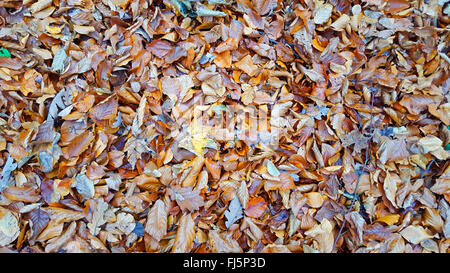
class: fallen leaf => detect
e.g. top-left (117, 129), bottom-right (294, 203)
top-left (172, 213), bottom-right (196, 253)
top-left (145, 199), bottom-right (168, 242)
top-left (400, 225), bottom-right (433, 244)
top-left (0, 207), bottom-right (20, 246)
top-left (376, 214), bottom-right (400, 225)
top-left (224, 195), bottom-right (243, 229)
top-left (169, 186), bottom-right (204, 212)
top-left (305, 192), bottom-right (325, 208)
top-left (244, 196), bottom-right (267, 219)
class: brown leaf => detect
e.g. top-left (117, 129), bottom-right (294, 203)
top-left (363, 223), bottom-right (394, 241)
top-left (45, 221), bottom-right (77, 253)
top-left (147, 40), bottom-right (174, 58)
top-left (400, 225), bottom-right (433, 244)
top-left (377, 137), bottom-right (410, 165)
top-left (383, 172), bottom-right (400, 208)
top-left (88, 95), bottom-right (118, 125)
top-left (28, 208), bottom-right (50, 240)
top-left (172, 213), bottom-right (196, 253)
top-left (181, 156), bottom-right (205, 187)
top-left (208, 230), bottom-right (243, 253)
top-left (3, 186), bottom-right (40, 203)
top-left (244, 196), bottom-right (267, 218)
top-left (62, 130), bottom-right (94, 159)
top-left (264, 172), bottom-right (295, 191)
top-left (145, 199), bottom-right (168, 242)
top-left (169, 186), bottom-right (204, 212)
top-left (234, 55), bottom-right (258, 77)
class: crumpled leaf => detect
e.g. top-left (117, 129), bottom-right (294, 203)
top-left (224, 195), bottom-right (243, 229)
top-left (383, 172), bottom-right (400, 208)
top-left (50, 47), bottom-right (69, 74)
top-left (47, 88), bottom-right (73, 122)
top-left (0, 156), bottom-right (17, 191)
top-left (172, 213), bottom-right (196, 253)
top-left (29, 208), bottom-right (50, 240)
top-left (304, 218), bottom-right (334, 253)
top-left (145, 199), bottom-right (168, 242)
top-left (377, 137), bottom-right (410, 164)
top-left (208, 229), bottom-right (243, 253)
top-left (400, 225), bottom-right (433, 244)
top-left (74, 174), bottom-right (95, 199)
top-left (313, 3), bottom-right (333, 25)
top-left (105, 173), bottom-right (122, 191)
top-left (169, 185), bottom-right (204, 212)
top-left (0, 207), bottom-right (20, 246)
top-left (87, 198), bottom-right (108, 236)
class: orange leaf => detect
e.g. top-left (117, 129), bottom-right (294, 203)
top-left (3, 186), bottom-right (40, 203)
top-left (234, 55), bottom-right (258, 77)
top-left (264, 172), bottom-right (295, 191)
top-left (75, 94), bottom-right (95, 113)
top-left (172, 213), bottom-right (196, 253)
top-left (213, 50), bottom-right (231, 68)
top-left (204, 158), bottom-right (221, 180)
top-left (244, 196), bottom-right (267, 218)
top-left (62, 130), bottom-right (94, 159)
top-left (88, 95), bottom-right (118, 125)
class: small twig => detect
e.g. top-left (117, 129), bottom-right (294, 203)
top-left (332, 88), bottom-right (376, 252)
top-left (420, 159), bottom-right (435, 179)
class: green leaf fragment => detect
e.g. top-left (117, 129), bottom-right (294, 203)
top-left (0, 48), bottom-right (11, 57)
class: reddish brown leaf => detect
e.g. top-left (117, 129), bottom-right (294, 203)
top-left (244, 196), bottom-right (267, 219)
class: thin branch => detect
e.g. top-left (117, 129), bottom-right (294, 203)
top-left (332, 88), bottom-right (376, 252)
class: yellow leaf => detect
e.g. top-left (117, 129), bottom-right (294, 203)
top-left (188, 117), bottom-right (213, 156)
top-left (376, 214), bottom-right (400, 225)
top-left (45, 25), bottom-right (62, 34)
top-left (191, 135), bottom-right (208, 156)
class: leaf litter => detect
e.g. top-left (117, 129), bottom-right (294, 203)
top-left (0, 0), bottom-right (448, 253)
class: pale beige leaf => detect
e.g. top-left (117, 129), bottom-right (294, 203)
top-left (304, 218), bottom-right (334, 253)
top-left (145, 199), bottom-right (168, 242)
top-left (208, 229), bottom-right (243, 253)
top-left (87, 198), bottom-right (108, 236)
top-left (400, 225), bottom-right (433, 244)
top-left (383, 172), bottom-right (399, 208)
top-left (45, 221), bottom-right (77, 253)
top-left (73, 25), bottom-right (95, 35)
top-left (241, 84), bottom-right (255, 105)
top-left (0, 207), bottom-right (19, 246)
top-left (305, 192), bottom-right (324, 208)
top-left (423, 207), bottom-right (444, 232)
top-left (313, 4), bottom-right (333, 25)
top-left (331, 14), bottom-right (350, 31)
top-left (418, 135), bottom-right (443, 153)
top-left (237, 181), bottom-right (249, 209)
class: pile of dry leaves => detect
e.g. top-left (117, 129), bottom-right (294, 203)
top-left (0, 0), bottom-right (449, 253)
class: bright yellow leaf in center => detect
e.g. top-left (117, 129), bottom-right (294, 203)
top-left (376, 214), bottom-right (400, 225)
